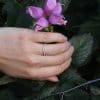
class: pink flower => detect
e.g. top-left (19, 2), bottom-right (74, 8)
top-left (26, 6), bottom-right (44, 19)
top-left (35, 17), bottom-right (49, 32)
top-left (44, 0), bottom-right (56, 14)
top-left (26, 0), bottom-right (67, 31)
top-left (49, 14), bottom-right (67, 25)
top-left (51, 2), bottom-right (62, 15)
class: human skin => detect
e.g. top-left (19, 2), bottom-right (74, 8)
top-left (0, 28), bottom-right (74, 82)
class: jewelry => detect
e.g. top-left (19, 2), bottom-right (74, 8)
top-left (42, 44), bottom-right (46, 56)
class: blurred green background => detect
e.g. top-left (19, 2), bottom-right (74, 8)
top-left (0, 0), bottom-right (100, 100)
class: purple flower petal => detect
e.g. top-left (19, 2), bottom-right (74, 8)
top-left (35, 17), bottom-right (49, 31)
top-left (52, 2), bottom-right (62, 15)
top-left (26, 6), bottom-right (44, 19)
top-left (44, 0), bottom-right (57, 14)
top-left (49, 14), bottom-right (67, 25)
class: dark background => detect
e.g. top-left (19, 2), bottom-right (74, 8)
top-left (0, 0), bottom-right (100, 100)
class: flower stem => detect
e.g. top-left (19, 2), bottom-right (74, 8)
top-left (44, 26), bottom-right (54, 32)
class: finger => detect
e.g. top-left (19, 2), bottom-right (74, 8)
top-left (42, 42), bottom-right (71, 56)
top-left (29, 58), bottom-right (72, 78)
top-left (46, 76), bottom-right (59, 82)
top-left (38, 76), bottom-right (59, 82)
top-left (31, 76), bottom-right (59, 82)
top-left (32, 41), bottom-right (71, 56)
top-left (29, 46), bottom-right (74, 67)
top-left (28, 31), bottom-right (67, 43)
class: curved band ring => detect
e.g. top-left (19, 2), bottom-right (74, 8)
top-left (42, 44), bottom-right (46, 56)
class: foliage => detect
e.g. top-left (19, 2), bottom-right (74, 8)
top-left (0, 0), bottom-right (100, 100)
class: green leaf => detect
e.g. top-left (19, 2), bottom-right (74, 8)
top-left (3, 0), bottom-right (20, 26)
top-left (60, 69), bottom-right (85, 84)
top-left (92, 95), bottom-right (100, 100)
top-left (78, 14), bottom-right (100, 46)
top-left (70, 34), bottom-right (93, 67)
top-left (91, 86), bottom-right (100, 96)
top-left (33, 0), bottom-right (44, 7)
top-left (38, 82), bottom-right (58, 99)
top-left (43, 96), bottom-right (56, 100)
top-left (58, 81), bottom-right (74, 92)
top-left (64, 89), bottom-right (89, 100)
top-left (0, 76), bottom-right (16, 85)
top-left (3, 0), bottom-right (33, 27)
top-left (15, 8), bottom-right (33, 28)
top-left (0, 90), bottom-right (18, 100)
top-left (3, 0), bottom-right (19, 15)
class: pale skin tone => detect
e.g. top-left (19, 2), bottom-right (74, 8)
top-left (0, 28), bottom-right (74, 82)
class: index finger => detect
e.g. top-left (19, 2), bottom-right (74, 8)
top-left (28, 30), bottom-right (67, 43)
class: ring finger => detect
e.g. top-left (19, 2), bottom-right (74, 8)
top-left (29, 46), bottom-right (74, 67)
top-left (31, 41), bottom-right (71, 56)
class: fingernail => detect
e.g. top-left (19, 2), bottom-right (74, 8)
top-left (48, 76), bottom-right (59, 82)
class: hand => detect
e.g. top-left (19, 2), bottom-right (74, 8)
top-left (0, 28), bottom-right (74, 82)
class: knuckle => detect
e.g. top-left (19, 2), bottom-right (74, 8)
top-left (68, 46), bottom-right (74, 56)
top-left (19, 31), bottom-right (29, 41)
top-left (66, 42), bottom-right (71, 48)
top-left (25, 68), bottom-right (31, 77)
top-left (60, 59), bottom-right (72, 72)
top-left (63, 42), bottom-right (71, 52)
top-left (42, 32), bottom-right (49, 42)
top-left (56, 54), bottom-right (66, 64)
top-left (26, 68), bottom-right (40, 79)
top-left (61, 43), bottom-right (68, 51)
top-left (44, 32), bottom-right (50, 38)
top-left (57, 35), bottom-right (64, 42)
top-left (59, 57), bottom-right (65, 64)
top-left (55, 66), bottom-right (62, 75)
top-left (57, 33), bottom-right (67, 41)
top-left (65, 58), bottom-right (72, 68)
top-left (26, 68), bottom-right (35, 78)
top-left (28, 58), bottom-right (40, 66)
top-left (55, 58), bottom-right (72, 75)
